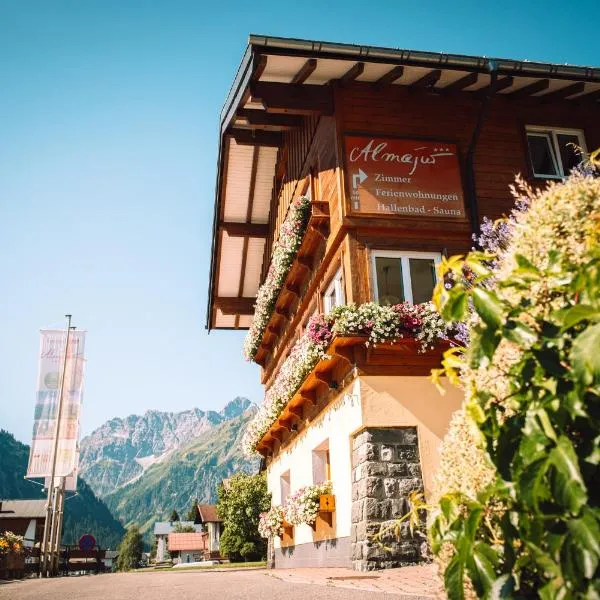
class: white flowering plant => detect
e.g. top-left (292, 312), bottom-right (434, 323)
top-left (283, 482), bottom-right (332, 526)
top-left (242, 303), bottom-right (454, 456)
top-left (243, 196), bottom-right (312, 361)
top-left (258, 505), bottom-right (285, 538)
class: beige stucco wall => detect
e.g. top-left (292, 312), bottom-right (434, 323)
top-left (267, 378), bottom-right (363, 548)
top-left (359, 376), bottom-right (463, 499)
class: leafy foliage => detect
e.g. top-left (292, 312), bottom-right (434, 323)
top-left (217, 473), bottom-right (271, 561)
top-left (172, 523), bottom-right (196, 533)
top-left (169, 510), bottom-right (180, 522)
top-left (116, 526), bottom-right (143, 571)
top-left (186, 498), bottom-right (199, 522)
top-left (430, 174), bottom-right (600, 599)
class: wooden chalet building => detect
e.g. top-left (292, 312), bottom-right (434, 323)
top-left (207, 35), bottom-right (600, 570)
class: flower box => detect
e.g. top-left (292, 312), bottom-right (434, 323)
top-left (319, 493), bottom-right (336, 512)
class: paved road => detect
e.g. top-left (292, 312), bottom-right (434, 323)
top-left (0, 570), bottom-right (413, 600)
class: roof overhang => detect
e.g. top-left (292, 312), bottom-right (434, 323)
top-left (207, 35), bottom-right (600, 330)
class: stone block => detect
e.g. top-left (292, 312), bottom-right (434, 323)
top-left (365, 462), bottom-right (386, 476)
top-left (383, 478), bottom-right (397, 497)
top-left (407, 463), bottom-right (422, 477)
top-left (355, 521), bottom-right (367, 542)
top-left (366, 544), bottom-right (386, 559)
top-left (380, 444), bottom-right (395, 462)
top-left (398, 478), bottom-right (423, 496)
top-left (397, 445), bottom-right (418, 461)
top-left (352, 430), bottom-right (373, 449)
top-left (366, 476), bottom-right (385, 499)
top-left (401, 429), bottom-right (418, 445)
top-left (365, 442), bottom-right (379, 461)
top-left (351, 499), bottom-right (364, 523)
top-left (364, 497), bottom-right (380, 520)
top-left (387, 463), bottom-right (408, 477)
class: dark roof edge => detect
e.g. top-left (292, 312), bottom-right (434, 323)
top-left (246, 34), bottom-right (600, 83)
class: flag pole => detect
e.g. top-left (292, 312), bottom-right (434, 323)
top-left (40, 314), bottom-right (72, 577)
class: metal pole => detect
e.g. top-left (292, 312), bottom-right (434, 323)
top-left (40, 315), bottom-right (72, 577)
top-left (51, 479), bottom-right (65, 575)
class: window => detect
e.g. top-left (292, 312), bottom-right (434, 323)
top-left (322, 269), bottom-right (345, 314)
top-left (280, 471), bottom-right (290, 504)
top-left (372, 251), bottom-right (441, 305)
top-left (526, 127), bottom-right (586, 179)
top-left (312, 441), bottom-right (331, 484)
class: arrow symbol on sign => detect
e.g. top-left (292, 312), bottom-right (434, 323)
top-left (352, 169), bottom-right (368, 189)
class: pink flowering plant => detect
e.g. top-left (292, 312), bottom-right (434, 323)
top-left (258, 505), bottom-right (285, 538)
top-left (243, 196), bottom-right (312, 361)
top-left (283, 482), bottom-right (332, 526)
top-left (242, 303), bottom-right (455, 456)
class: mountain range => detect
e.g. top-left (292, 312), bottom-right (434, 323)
top-left (79, 397), bottom-right (259, 540)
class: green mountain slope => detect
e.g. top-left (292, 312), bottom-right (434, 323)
top-left (103, 407), bottom-right (259, 539)
top-left (0, 429), bottom-right (125, 549)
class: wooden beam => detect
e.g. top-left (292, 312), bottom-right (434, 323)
top-left (285, 283), bottom-right (300, 297)
top-left (228, 129), bottom-right (282, 147)
top-left (297, 257), bottom-right (313, 272)
top-left (314, 371), bottom-right (331, 387)
top-left (252, 54), bottom-right (268, 82)
top-left (375, 65), bottom-right (404, 86)
top-left (288, 405), bottom-right (303, 418)
top-left (236, 109), bottom-right (303, 130)
top-left (219, 221), bottom-right (269, 237)
top-left (275, 307), bottom-right (290, 320)
top-left (411, 69), bottom-right (442, 89)
top-left (509, 79), bottom-right (550, 99)
top-left (540, 82), bottom-right (586, 103)
top-left (334, 345), bottom-right (355, 365)
top-left (214, 296), bottom-right (255, 315)
top-left (574, 88), bottom-right (600, 103)
top-left (478, 76), bottom-right (514, 95)
top-left (443, 72), bottom-right (479, 92)
top-left (300, 390), bottom-right (317, 406)
top-left (250, 82), bottom-right (333, 115)
top-left (339, 62), bottom-right (365, 85)
top-left (271, 429), bottom-right (284, 442)
top-left (292, 58), bottom-right (318, 84)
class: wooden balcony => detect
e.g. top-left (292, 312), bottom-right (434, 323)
top-left (256, 335), bottom-right (450, 457)
top-left (254, 200), bottom-right (330, 368)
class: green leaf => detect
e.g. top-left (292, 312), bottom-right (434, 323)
top-left (472, 287), bottom-right (505, 330)
top-left (548, 436), bottom-right (588, 513)
top-left (571, 322), bottom-right (600, 385)
top-left (444, 554), bottom-right (466, 600)
top-left (557, 305), bottom-right (600, 331)
top-left (567, 509), bottom-right (600, 557)
top-left (518, 457), bottom-right (550, 511)
top-left (471, 541), bottom-right (499, 593)
top-left (503, 320), bottom-right (537, 347)
top-left (443, 289), bottom-right (469, 322)
top-left (489, 574), bottom-right (515, 599)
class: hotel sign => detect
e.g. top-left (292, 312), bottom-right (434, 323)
top-left (344, 135), bottom-right (466, 219)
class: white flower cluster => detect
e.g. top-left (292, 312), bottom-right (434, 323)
top-left (243, 196), bottom-right (311, 361)
top-left (283, 481), bottom-right (332, 526)
top-left (241, 331), bottom-right (329, 457)
top-left (258, 505), bottom-right (284, 538)
top-left (258, 482), bottom-right (333, 537)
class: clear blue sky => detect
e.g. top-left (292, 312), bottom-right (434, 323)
top-left (1, 0), bottom-right (598, 443)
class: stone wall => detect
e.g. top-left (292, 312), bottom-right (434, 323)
top-left (350, 427), bottom-right (426, 571)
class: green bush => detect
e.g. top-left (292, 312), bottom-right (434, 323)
top-left (430, 173), bottom-right (600, 598)
top-left (116, 526), bottom-right (144, 571)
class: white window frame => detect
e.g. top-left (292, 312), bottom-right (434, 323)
top-left (526, 126), bottom-right (587, 179)
top-left (371, 250), bottom-right (442, 305)
top-left (323, 268), bottom-right (345, 314)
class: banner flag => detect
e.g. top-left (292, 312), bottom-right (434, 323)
top-left (27, 329), bottom-right (86, 480)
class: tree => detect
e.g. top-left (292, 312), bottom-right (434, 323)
top-left (169, 510), bottom-right (180, 522)
top-left (185, 499), bottom-right (199, 522)
top-left (217, 473), bottom-right (271, 562)
top-left (172, 523), bottom-right (196, 533)
top-left (116, 526), bottom-right (143, 571)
